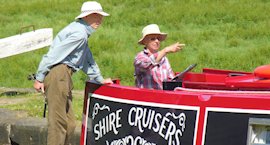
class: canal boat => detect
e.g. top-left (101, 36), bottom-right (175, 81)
top-left (80, 64), bottom-right (270, 145)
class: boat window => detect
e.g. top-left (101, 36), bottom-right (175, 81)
top-left (228, 73), bottom-right (246, 77)
top-left (162, 81), bottom-right (182, 90)
top-left (247, 118), bottom-right (270, 145)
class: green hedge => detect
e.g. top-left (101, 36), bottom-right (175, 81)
top-left (1, 0), bottom-right (270, 89)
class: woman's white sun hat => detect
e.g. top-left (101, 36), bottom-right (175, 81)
top-left (138, 24), bottom-right (167, 45)
top-left (75, 1), bottom-right (109, 19)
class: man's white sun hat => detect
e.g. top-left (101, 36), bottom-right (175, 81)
top-left (138, 24), bottom-right (167, 45)
top-left (75, 1), bottom-right (109, 19)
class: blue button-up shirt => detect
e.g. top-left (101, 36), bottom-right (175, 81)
top-left (35, 19), bottom-right (104, 83)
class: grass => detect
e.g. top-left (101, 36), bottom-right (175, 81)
top-left (0, 91), bottom-right (84, 121)
top-left (1, 0), bottom-right (270, 118)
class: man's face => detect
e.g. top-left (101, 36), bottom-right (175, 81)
top-left (85, 13), bottom-right (103, 29)
top-left (144, 34), bottom-right (162, 53)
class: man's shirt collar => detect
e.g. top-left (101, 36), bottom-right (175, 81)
top-left (79, 19), bottom-right (96, 37)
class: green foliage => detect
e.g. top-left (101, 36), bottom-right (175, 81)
top-left (0, 93), bottom-right (84, 120)
top-left (1, 0), bottom-right (270, 89)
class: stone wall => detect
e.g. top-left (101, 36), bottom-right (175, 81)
top-left (0, 108), bottom-right (81, 145)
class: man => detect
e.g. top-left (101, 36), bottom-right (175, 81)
top-left (134, 24), bottom-right (185, 90)
top-left (33, 1), bottom-right (113, 145)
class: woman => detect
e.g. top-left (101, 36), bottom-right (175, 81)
top-left (134, 24), bottom-right (185, 90)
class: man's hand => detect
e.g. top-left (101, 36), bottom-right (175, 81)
top-left (165, 42), bottom-right (185, 54)
top-left (102, 78), bottom-right (113, 84)
top-left (34, 80), bottom-right (45, 93)
top-left (156, 42), bottom-right (185, 63)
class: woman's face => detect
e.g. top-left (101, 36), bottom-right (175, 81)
top-left (144, 34), bottom-right (162, 54)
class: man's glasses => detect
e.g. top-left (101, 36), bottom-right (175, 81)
top-left (149, 36), bottom-right (161, 41)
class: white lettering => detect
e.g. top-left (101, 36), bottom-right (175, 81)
top-left (158, 117), bottom-right (170, 138)
top-left (128, 107), bottom-right (136, 126)
top-left (166, 121), bottom-right (176, 144)
top-left (135, 107), bottom-right (144, 133)
top-left (153, 113), bottom-right (161, 132)
top-left (106, 135), bottom-right (156, 145)
top-left (127, 107), bottom-right (186, 145)
top-left (175, 129), bottom-right (182, 145)
top-left (94, 109), bottom-right (122, 140)
top-left (148, 110), bottom-right (155, 130)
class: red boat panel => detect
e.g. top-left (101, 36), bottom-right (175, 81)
top-left (202, 68), bottom-right (251, 75)
top-left (182, 68), bottom-right (270, 90)
top-left (183, 73), bottom-right (228, 90)
top-left (254, 64), bottom-right (270, 79)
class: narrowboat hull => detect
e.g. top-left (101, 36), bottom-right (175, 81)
top-left (80, 67), bottom-right (270, 145)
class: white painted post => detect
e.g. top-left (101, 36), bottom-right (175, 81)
top-left (0, 28), bottom-right (53, 59)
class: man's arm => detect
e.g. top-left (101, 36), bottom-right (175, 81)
top-left (82, 47), bottom-right (113, 84)
top-left (34, 33), bottom-right (86, 92)
top-left (134, 51), bottom-right (158, 72)
top-left (156, 42), bottom-right (185, 63)
top-left (35, 33), bottom-right (85, 82)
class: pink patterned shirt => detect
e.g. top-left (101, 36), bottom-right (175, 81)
top-left (134, 48), bottom-right (175, 90)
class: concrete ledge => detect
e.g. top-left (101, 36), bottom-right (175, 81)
top-left (0, 108), bottom-right (81, 145)
top-left (10, 118), bottom-right (47, 145)
top-left (0, 108), bottom-right (28, 145)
